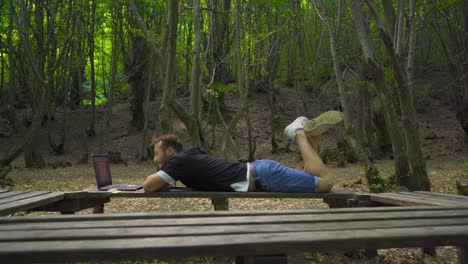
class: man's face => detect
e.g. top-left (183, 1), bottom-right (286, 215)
top-left (153, 142), bottom-right (174, 170)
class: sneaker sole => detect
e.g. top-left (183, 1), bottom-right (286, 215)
top-left (303, 111), bottom-right (344, 136)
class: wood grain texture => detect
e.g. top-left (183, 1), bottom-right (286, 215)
top-left (81, 188), bottom-right (354, 199)
top-left (0, 205), bottom-right (464, 223)
top-left (368, 193), bottom-right (465, 206)
top-left (0, 192), bottom-right (64, 216)
top-left (0, 207), bottom-right (467, 263)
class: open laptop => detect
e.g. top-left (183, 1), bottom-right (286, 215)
top-left (92, 154), bottom-right (143, 191)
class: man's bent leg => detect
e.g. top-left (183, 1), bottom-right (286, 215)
top-left (295, 130), bottom-right (334, 192)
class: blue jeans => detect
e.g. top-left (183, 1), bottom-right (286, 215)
top-left (252, 159), bottom-right (319, 193)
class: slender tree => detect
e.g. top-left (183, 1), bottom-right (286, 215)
top-left (23, 0), bottom-right (46, 168)
top-left (0, 0), bottom-right (51, 177)
top-left (364, 0), bottom-right (430, 190)
top-left (459, 0), bottom-right (468, 139)
top-left (104, 2), bottom-right (123, 163)
top-left (46, 0), bottom-right (65, 155)
top-left (5, 0), bottom-right (16, 128)
top-left (350, 0), bottom-right (411, 187)
top-left (159, 0), bottom-right (179, 133)
top-left (75, 4), bottom-right (89, 164)
top-left (189, 0), bottom-right (205, 147)
top-left (264, 5), bottom-right (283, 153)
top-left (87, 0), bottom-right (97, 137)
top-left (313, 0), bottom-right (381, 188)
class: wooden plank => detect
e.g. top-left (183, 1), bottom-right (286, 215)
top-left (369, 193), bottom-right (458, 206)
top-left (80, 188), bottom-right (354, 199)
top-left (62, 191), bottom-right (92, 199)
top-left (0, 225), bottom-right (467, 263)
top-left (397, 192), bottom-right (468, 207)
top-left (0, 191), bottom-right (29, 199)
top-left (398, 193), bottom-right (468, 207)
top-left (30, 197), bottom-right (110, 214)
top-left (0, 205), bottom-right (464, 224)
top-left (0, 191), bottom-right (52, 205)
top-left (414, 191), bottom-right (468, 201)
top-left (0, 192), bottom-right (64, 216)
top-left (2, 208), bottom-right (468, 231)
top-left (1, 217), bottom-right (467, 242)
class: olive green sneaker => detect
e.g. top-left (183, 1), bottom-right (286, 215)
top-left (303, 111), bottom-right (344, 136)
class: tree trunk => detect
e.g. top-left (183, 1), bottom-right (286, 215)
top-left (24, 0), bottom-right (46, 168)
top-left (125, 35), bottom-right (148, 131)
top-left (46, 1), bottom-right (64, 155)
top-left (356, 61), bottom-right (383, 159)
top-left (125, 1), bottom-right (150, 132)
top-left (1, 0), bottom-right (50, 177)
top-left (406, 0), bottom-right (417, 102)
top-left (357, 81), bottom-right (378, 157)
top-left (314, 0), bottom-right (381, 187)
top-left (75, 8), bottom-right (88, 164)
top-left (350, 1), bottom-right (410, 186)
top-left (185, 20), bottom-right (192, 94)
top-left (87, 0), bottom-right (97, 137)
top-left (139, 52), bottom-right (154, 161)
top-left (160, 0), bottom-right (179, 133)
top-left (364, 0), bottom-right (430, 190)
top-left (381, 0), bottom-right (395, 36)
top-left (100, 38), bottom-right (107, 97)
top-left (206, 0), bottom-right (231, 113)
top-left (5, 0), bottom-right (16, 129)
top-left (265, 6), bottom-right (282, 153)
top-left (220, 0), bottom-right (247, 158)
top-left (104, 6), bottom-right (123, 163)
top-left (124, 0), bottom-right (148, 131)
top-left (458, 0), bottom-right (468, 139)
top-left (394, 0), bottom-right (405, 56)
top-left (209, 0), bottom-right (231, 83)
top-left (127, 0), bottom-right (166, 135)
top-left (189, 0), bottom-right (206, 148)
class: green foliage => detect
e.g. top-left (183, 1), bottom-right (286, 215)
top-left (83, 95), bottom-right (107, 107)
top-left (210, 83), bottom-right (237, 98)
top-left (320, 146), bottom-right (344, 164)
top-left (383, 67), bottom-right (394, 82)
top-left (0, 0), bottom-right (464, 134)
top-left (368, 175), bottom-right (392, 193)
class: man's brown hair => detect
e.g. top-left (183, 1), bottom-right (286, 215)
top-left (152, 134), bottom-right (183, 153)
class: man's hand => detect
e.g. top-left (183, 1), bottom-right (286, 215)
top-left (143, 173), bottom-right (170, 192)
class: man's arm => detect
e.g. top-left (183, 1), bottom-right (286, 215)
top-left (143, 173), bottom-right (170, 192)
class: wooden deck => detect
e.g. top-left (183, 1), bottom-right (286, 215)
top-left (0, 188), bottom-right (354, 215)
top-left (0, 190), bottom-right (64, 216)
top-left (72, 187), bottom-right (355, 211)
top-left (361, 191), bottom-right (468, 207)
top-left (0, 206), bottom-right (467, 263)
top-left (1, 188), bottom-right (466, 216)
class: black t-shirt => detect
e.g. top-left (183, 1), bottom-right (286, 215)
top-left (160, 148), bottom-right (247, 191)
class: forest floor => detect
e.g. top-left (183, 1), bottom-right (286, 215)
top-left (1, 72), bottom-right (468, 263)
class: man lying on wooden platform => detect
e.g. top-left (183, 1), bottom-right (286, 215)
top-left (143, 111), bottom-right (344, 194)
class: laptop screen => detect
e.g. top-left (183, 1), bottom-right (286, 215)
top-left (92, 154), bottom-right (113, 188)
